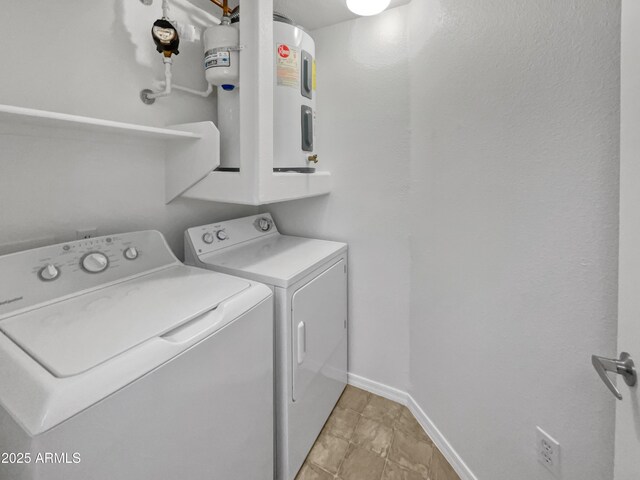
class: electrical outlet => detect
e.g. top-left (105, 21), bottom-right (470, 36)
top-left (76, 228), bottom-right (98, 240)
top-left (537, 426), bottom-right (560, 476)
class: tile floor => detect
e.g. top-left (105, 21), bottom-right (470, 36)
top-left (295, 386), bottom-right (460, 480)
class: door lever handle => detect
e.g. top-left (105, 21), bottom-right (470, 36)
top-left (592, 352), bottom-right (637, 400)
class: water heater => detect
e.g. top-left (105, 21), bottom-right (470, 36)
top-left (273, 15), bottom-right (317, 172)
top-left (217, 14), bottom-right (317, 173)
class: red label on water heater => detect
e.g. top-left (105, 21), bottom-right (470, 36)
top-left (278, 44), bottom-right (290, 58)
top-left (277, 44), bottom-right (299, 89)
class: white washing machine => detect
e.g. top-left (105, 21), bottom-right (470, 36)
top-left (0, 231), bottom-right (273, 480)
top-left (185, 213), bottom-right (348, 480)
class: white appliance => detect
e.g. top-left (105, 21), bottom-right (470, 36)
top-left (0, 231), bottom-right (273, 480)
top-left (185, 213), bottom-right (347, 480)
top-left (273, 15), bottom-right (317, 173)
top-left (217, 14), bottom-right (317, 173)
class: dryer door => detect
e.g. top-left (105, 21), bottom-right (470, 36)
top-left (291, 259), bottom-right (347, 402)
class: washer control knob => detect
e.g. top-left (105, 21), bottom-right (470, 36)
top-left (258, 218), bottom-right (272, 232)
top-left (203, 232), bottom-right (214, 244)
top-left (124, 247), bottom-right (139, 260)
top-left (39, 264), bottom-right (60, 281)
top-left (82, 252), bottom-right (109, 273)
top-left (216, 230), bottom-right (228, 241)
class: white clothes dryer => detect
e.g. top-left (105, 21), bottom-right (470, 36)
top-left (185, 213), bottom-right (348, 480)
top-left (0, 231), bottom-right (273, 480)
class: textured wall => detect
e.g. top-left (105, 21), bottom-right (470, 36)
top-left (407, 1), bottom-right (620, 479)
top-left (266, 7), bottom-right (412, 392)
top-left (0, 0), bottom-right (256, 257)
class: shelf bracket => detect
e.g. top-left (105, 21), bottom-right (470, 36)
top-left (165, 121), bottom-right (220, 203)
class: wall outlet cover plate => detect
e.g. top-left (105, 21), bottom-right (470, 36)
top-left (76, 228), bottom-right (99, 240)
top-left (536, 426), bottom-right (561, 476)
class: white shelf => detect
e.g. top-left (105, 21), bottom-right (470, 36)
top-left (0, 104), bottom-right (203, 140)
top-left (0, 104), bottom-right (220, 204)
top-left (182, 170), bottom-right (332, 205)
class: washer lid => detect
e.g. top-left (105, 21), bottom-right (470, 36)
top-left (201, 235), bottom-right (347, 288)
top-left (0, 265), bottom-right (250, 378)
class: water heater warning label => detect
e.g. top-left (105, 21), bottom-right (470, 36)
top-left (277, 44), bottom-right (299, 88)
top-left (204, 50), bottom-right (230, 69)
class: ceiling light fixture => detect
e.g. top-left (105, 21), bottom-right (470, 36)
top-left (346, 0), bottom-right (391, 16)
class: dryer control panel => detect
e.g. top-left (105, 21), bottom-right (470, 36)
top-left (185, 213), bottom-right (279, 258)
top-left (0, 231), bottom-right (179, 320)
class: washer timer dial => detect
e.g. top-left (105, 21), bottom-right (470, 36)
top-left (81, 252), bottom-right (109, 273)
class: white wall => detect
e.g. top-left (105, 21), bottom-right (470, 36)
top-left (265, 7), bottom-right (412, 392)
top-left (0, 0), bottom-right (255, 256)
top-left (408, 1), bottom-right (620, 479)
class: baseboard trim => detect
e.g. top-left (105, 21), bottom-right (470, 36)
top-left (406, 395), bottom-right (479, 480)
top-left (347, 373), bottom-right (409, 405)
top-left (348, 373), bottom-right (478, 480)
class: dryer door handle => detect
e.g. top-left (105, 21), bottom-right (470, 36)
top-left (297, 321), bottom-right (306, 365)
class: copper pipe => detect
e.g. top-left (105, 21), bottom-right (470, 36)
top-left (210, 0), bottom-right (231, 16)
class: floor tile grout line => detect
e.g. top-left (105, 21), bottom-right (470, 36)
top-left (332, 433), bottom-right (351, 479)
top-left (335, 390), bottom-right (371, 479)
top-left (335, 407), bottom-right (362, 479)
top-left (380, 426), bottom-right (399, 480)
top-left (309, 406), bottom-right (363, 479)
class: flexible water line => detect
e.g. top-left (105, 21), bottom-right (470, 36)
top-left (171, 83), bottom-right (214, 97)
top-left (146, 58), bottom-right (173, 100)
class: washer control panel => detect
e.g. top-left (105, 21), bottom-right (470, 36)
top-left (0, 231), bottom-right (179, 320)
top-left (186, 213), bottom-right (279, 257)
